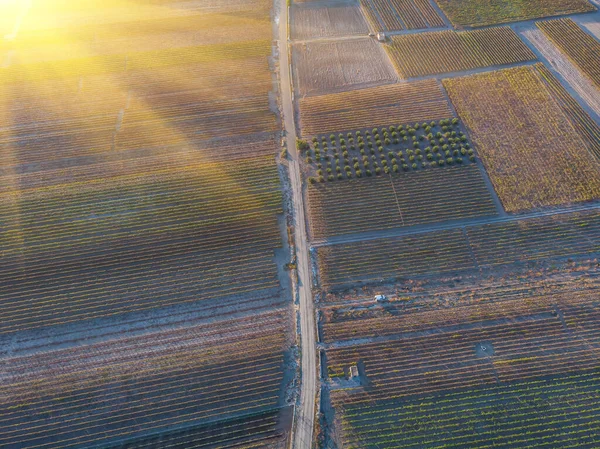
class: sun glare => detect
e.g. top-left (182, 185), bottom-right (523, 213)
top-left (0, 0), bottom-right (30, 41)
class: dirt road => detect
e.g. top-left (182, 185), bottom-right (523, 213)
top-left (278, 2), bottom-right (317, 448)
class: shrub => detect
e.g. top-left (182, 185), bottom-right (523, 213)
top-left (412, 163), bottom-right (417, 169)
top-left (375, 167), bottom-right (381, 175)
top-left (319, 176), bottom-right (325, 182)
top-left (328, 175), bottom-right (334, 181)
top-left (308, 177), bottom-right (316, 184)
top-left (393, 164), bottom-right (399, 172)
top-left (296, 139), bottom-right (310, 152)
top-left (366, 169), bottom-right (372, 176)
top-left (337, 173), bottom-right (343, 180)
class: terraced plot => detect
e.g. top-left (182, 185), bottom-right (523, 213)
top-left (435, 0), bottom-right (595, 28)
top-left (299, 80), bottom-right (452, 136)
top-left (307, 165), bottom-right (496, 239)
top-left (385, 27), bottom-right (536, 78)
top-left (0, 311), bottom-right (291, 449)
top-left (444, 66), bottom-right (600, 212)
top-left (537, 18), bottom-right (600, 90)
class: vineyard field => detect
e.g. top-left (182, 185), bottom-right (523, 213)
top-left (318, 210), bottom-right (600, 290)
top-left (299, 80), bottom-right (452, 136)
top-left (0, 310), bottom-right (292, 449)
top-left (323, 273), bottom-right (600, 447)
top-left (359, 0), bottom-right (447, 32)
top-left (307, 165), bottom-right (496, 239)
top-left (318, 229), bottom-right (476, 289)
top-left (444, 66), bottom-right (600, 212)
top-left (386, 27), bottom-right (536, 78)
top-left (537, 18), bottom-right (600, 90)
top-left (0, 2), bottom-right (293, 447)
top-left (533, 63), bottom-right (600, 161)
top-left (435, 0), bottom-right (596, 27)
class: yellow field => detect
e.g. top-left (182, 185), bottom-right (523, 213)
top-left (444, 66), bottom-right (600, 212)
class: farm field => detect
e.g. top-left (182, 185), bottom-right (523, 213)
top-left (0, 1), bottom-right (293, 448)
top-left (322, 270), bottom-right (600, 447)
top-left (359, 0), bottom-right (447, 32)
top-left (0, 310), bottom-right (293, 449)
top-left (299, 80), bottom-right (453, 136)
top-left (385, 27), bottom-right (536, 78)
top-left (532, 63), bottom-right (600, 161)
top-left (520, 27), bottom-right (600, 119)
top-left (307, 165), bottom-right (496, 239)
top-left (292, 38), bottom-right (397, 97)
top-left (317, 209), bottom-right (600, 290)
top-left (291, 3), bottom-right (369, 40)
top-left (434, 0), bottom-right (596, 28)
top-left (444, 66), bottom-right (600, 212)
top-left (537, 18), bottom-right (600, 90)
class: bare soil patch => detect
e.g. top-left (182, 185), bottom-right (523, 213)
top-left (293, 37), bottom-right (397, 97)
top-left (292, 3), bottom-right (369, 40)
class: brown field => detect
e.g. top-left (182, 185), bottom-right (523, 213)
top-left (386, 27), bottom-right (536, 78)
top-left (292, 38), bottom-right (397, 97)
top-left (444, 66), bottom-right (600, 212)
top-left (292, 3), bottom-right (369, 40)
top-left (299, 80), bottom-right (452, 135)
top-left (435, 0), bottom-right (596, 28)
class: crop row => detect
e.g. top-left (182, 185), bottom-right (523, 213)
top-left (444, 65), bottom-right (600, 212)
top-left (385, 27), bottom-right (536, 78)
top-left (307, 165), bottom-right (495, 239)
top-left (0, 326), bottom-right (287, 449)
top-left (340, 370), bottom-right (600, 448)
top-left (299, 80), bottom-right (452, 136)
top-left (537, 18), bottom-right (600, 90)
top-left (318, 210), bottom-right (600, 290)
